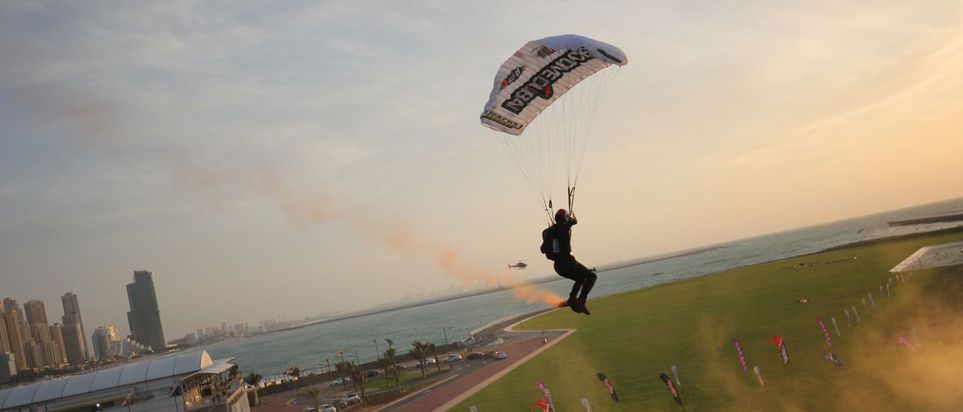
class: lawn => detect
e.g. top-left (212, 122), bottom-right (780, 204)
top-left (363, 368), bottom-right (448, 391)
top-left (451, 229), bottom-right (963, 411)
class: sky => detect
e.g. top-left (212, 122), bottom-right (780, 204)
top-left (2, 0), bottom-right (963, 340)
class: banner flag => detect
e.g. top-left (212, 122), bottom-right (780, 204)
top-left (832, 317), bottom-right (841, 337)
top-left (852, 305), bottom-right (862, 323)
top-left (596, 372), bottom-right (620, 402)
top-left (659, 373), bottom-right (684, 406)
top-left (753, 366), bottom-right (765, 387)
top-left (671, 365), bottom-right (682, 387)
top-left (845, 308), bottom-right (852, 328)
top-left (818, 319), bottom-right (833, 350)
top-left (530, 399), bottom-right (550, 412)
top-left (880, 285), bottom-right (884, 297)
top-left (470, 407), bottom-right (479, 412)
top-left (733, 339), bottom-right (748, 373)
top-left (862, 297), bottom-right (869, 313)
top-left (869, 292), bottom-right (876, 308)
top-left (581, 398), bottom-right (593, 412)
top-left (887, 283), bottom-right (891, 297)
top-left (535, 381), bottom-right (556, 412)
top-left (765, 335), bottom-right (790, 365)
top-left (824, 352), bottom-right (843, 367)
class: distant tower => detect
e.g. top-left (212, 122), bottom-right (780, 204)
top-left (91, 326), bottom-right (119, 359)
top-left (126, 271), bottom-right (166, 351)
top-left (61, 293), bottom-right (90, 359)
top-left (23, 300), bottom-right (48, 326)
top-left (1, 308), bottom-right (28, 371)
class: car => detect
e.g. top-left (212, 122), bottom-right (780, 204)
top-left (345, 394), bottom-right (362, 405)
top-left (328, 377), bottom-right (351, 387)
top-left (494, 351), bottom-right (507, 360)
top-left (443, 354), bottom-right (463, 363)
top-left (364, 369), bottom-right (381, 378)
top-left (483, 350), bottom-right (497, 359)
top-left (319, 405), bottom-right (338, 412)
top-left (466, 352), bottom-right (484, 360)
top-left (333, 400), bottom-right (348, 410)
top-left (420, 358), bottom-right (436, 367)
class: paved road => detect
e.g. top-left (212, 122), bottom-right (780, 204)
top-left (377, 332), bottom-right (563, 412)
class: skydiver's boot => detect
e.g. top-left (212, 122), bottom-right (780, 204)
top-left (577, 298), bottom-right (590, 315)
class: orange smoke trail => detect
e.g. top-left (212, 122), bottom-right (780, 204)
top-left (379, 223), bottom-right (565, 306)
top-left (245, 169), bottom-right (563, 306)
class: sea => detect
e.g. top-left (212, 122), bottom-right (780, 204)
top-left (198, 197), bottom-right (963, 379)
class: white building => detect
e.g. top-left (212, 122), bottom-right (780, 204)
top-left (0, 351), bottom-right (248, 412)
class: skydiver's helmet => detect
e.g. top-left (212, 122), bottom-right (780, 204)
top-left (555, 209), bottom-right (569, 223)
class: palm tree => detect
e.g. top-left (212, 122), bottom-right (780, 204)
top-left (379, 348), bottom-right (399, 389)
top-left (286, 365), bottom-right (301, 409)
top-left (300, 386), bottom-right (323, 412)
top-left (409, 340), bottom-right (429, 378)
top-left (244, 372), bottom-right (263, 387)
top-left (427, 343), bottom-right (442, 372)
top-left (334, 361), bottom-right (352, 391)
top-left (348, 364), bottom-right (368, 406)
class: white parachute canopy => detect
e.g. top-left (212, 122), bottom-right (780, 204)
top-left (480, 34), bottom-right (627, 222)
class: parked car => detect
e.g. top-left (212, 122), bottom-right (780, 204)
top-left (329, 377), bottom-right (351, 387)
top-left (319, 405), bottom-right (338, 412)
top-left (364, 369), bottom-right (381, 378)
top-left (483, 350), bottom-right (497, 359)
top-left (443, 354), bottom-right (463, 363)
top-left (333, 400), bottom-right (348, 410)
top-left (467, 352), bottom-right (484, 360)
top-left (494, 351), bottom-right (507, 360)
top-left (420, 358), bottom-right (437, 367)
top-left (345, 393), bottom-right (362, 405)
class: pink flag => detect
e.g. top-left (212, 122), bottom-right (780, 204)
top-left (733, 339), bottom-right (748, 373)
top-left (818, 318), bottom-right (833, 350)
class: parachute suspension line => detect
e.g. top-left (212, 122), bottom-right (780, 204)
top-left (571, 66), bottom-right (621, 190)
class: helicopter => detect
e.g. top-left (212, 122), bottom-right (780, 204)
top-left (508, 260), bottom-right (528, 269)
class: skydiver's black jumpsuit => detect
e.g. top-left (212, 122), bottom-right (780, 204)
top-left (549, 218), bottom-right (597, 300)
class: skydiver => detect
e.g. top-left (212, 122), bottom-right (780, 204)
top-left (542, 208), bottom-right (596, 315)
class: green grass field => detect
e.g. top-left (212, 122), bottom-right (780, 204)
top-left (452, 229), bottom-right (963, 412)
top-left (363, 368), bottom-right (447, 390)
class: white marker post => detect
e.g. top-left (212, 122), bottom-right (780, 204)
top-left (868, 292), bottom-right (876, 308)
top-left (852, 305), bottom-right (862, 323)
top-left (887, 283), bottom-right (891, 297)
top-left (832, 317), bottom-right (841, 337)
top-left (470, 407), bottom-right (479, 412)
top-left (581, 398), bottom-right (593, 412)
top-left (845, 308), bottom-right (852, 328)
top-left (753, 366), bottom-right (765, 387)
top-left (672, 365), bottom-right (682, 387)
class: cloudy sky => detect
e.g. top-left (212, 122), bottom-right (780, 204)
top-left (2, 0), bottom-right (963, 339)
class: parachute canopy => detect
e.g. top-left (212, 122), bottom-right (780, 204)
top-left (479, 35), bottom-right (627, 220)
top-left (480, 35), bottom-right (628, 136)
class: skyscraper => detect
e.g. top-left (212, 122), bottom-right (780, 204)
top-left (49, 324), bottom-right (68, 364)
top-left (23, 300), bottom-right (48, 326)
top-left (91, 326), bottom-right (120, 359)
top-left (61, 323), bottom-right (86, 365)
top-left (61, 293), bottom-right (89, 359)
top-left (126, 271), bottom-right (166, 351)
top-left (1, 309), bottom-right (27, 371)
top-left (3, 299), bottom-right (23, 322)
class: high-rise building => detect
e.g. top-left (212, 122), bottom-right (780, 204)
top-left (1, 308), bottom-right (28, 371)
top-left (91, 326), bottom-right (120, 359)
top-left (126, 271), bottom-right (166, 351)
top-left (2, 299), bottom-right (23, 322)
top-left (61, 292), bottom-right (89, 359)
top-left (50, 323), bottom-right (68, 363)
top-left (0, 313), bottom-right (10, 354)
top-left (0, 352), bottom-right (16, 383)
top-left (23, 300), bottom-right (48, 326)
top-left (61, 323), bottom-right (86, 365)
